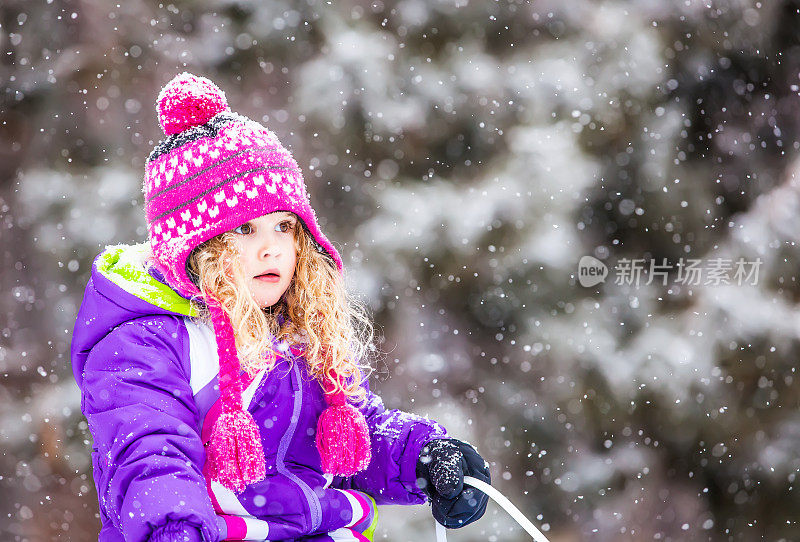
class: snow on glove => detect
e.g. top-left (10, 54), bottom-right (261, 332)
top-left (416, 438), bottom-right (491, 529)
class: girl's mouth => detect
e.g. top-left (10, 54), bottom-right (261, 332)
top-left (256, 273), bottom-right (280, 283)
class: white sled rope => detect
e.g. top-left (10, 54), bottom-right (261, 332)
top-left (434, 476), bottom-right (551, 542)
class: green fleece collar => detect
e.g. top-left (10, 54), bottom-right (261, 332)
top-left (95, 243), bottom-right (199, 317)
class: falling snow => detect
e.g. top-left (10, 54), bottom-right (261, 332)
top-left (3, 0), bottom-right (800, 541)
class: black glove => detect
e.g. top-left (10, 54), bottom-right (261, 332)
top-left (416, 438), bottom-right (491, 528)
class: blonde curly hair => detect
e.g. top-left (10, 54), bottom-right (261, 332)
top-left (186, 213), bottom-right (375, 402)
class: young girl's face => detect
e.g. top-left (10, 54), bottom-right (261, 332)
top-left (230, 211), bottom-right (298, 309)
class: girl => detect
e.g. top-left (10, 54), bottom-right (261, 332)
top-left (70, 72), bottom-right (490, 542)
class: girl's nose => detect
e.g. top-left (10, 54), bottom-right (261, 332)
top-left (259, 235), bottom-right (280, 258)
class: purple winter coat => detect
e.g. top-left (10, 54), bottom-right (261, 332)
top-left (70, 243), bottom-right (447, 542)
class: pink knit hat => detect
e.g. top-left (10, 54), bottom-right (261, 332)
top-left (143, 72), bottom-right (370, 493)
top-left (145, 72), bottom-right (343, 293)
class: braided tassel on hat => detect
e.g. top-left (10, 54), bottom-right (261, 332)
top-left (206, 299), bottom-right (266, 493)
top-left (316, 375), bottom-right (372, 477)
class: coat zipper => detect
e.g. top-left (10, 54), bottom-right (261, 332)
top-left (275, 361), bottom-right (322, 532)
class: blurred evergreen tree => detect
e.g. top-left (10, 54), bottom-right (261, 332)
top-left (2, 1), bottom-right (799, 540)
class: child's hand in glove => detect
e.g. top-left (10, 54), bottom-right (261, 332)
top-left (415, 438), bottom-right (491, 528)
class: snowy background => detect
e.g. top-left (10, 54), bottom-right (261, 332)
top-left (2, 0), bottom-right (800, 540)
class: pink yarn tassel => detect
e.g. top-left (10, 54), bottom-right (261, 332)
top-left (316, 387), bottom-right (372, 477)
top-left (206, 299), bottom-right (267, 493)
top-left (208, 410), bottom-right (267, 494)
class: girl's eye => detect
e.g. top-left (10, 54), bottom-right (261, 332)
top-left (276, 221), bottom-right (295, 233)
top-left (233, 223), bottom-right (252, 235)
